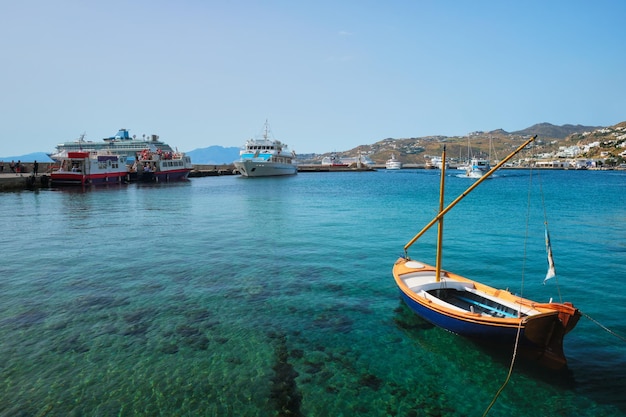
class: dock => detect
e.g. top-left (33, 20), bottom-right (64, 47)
top-left (0, 173), bottom-right (51, 191)
top-left (297, 165), bottom-right (376, 172)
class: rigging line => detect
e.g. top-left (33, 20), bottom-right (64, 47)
top-left (482, 319), bottom-right (523, 417)
top-left (537, 169), bottom-right (563, 303)
top-left (518, 166), bottom-right (535, 300)
top-left (582, 311), bottom-right (626, 343)
top-left (482, 164), bottom-right (535, 416)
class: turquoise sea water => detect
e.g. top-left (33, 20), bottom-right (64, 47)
top-left (1, 169), bottom-right (625, 416)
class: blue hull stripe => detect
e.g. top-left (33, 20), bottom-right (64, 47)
top-left (400, 292), bottom-right (524, 342)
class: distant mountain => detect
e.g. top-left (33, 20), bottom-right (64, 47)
top-left (186, 146), bottom-right (239, 165)
top-left (0, 152), bottom-right (54, 163)
top-left (508, 123), bottom-right (602, 139)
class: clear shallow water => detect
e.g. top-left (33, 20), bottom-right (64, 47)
top-left (1, 169), bottom-right (625, 416)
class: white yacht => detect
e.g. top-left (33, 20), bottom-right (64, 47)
top-left (233, 121), bottom-right (297, 177)
top-left (385, 154), bottom-right (402, 170)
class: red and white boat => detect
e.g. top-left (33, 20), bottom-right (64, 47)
top-left (50, 151), bottom-right (129, 186)
top-left (130, 148), bottom-right (193, 182)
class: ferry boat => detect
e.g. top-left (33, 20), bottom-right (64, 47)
top-left (52, 128), bottom-right (193, 182)
top-left (233, 121), bottom-right (297, 177)
top-left (130, 148), bottom-right (193, 182)
top-left (50, 151), bottom-right (129, 186)
top-left (53, 129), bottom-right (175, 159)
top-left (385, 154), bottom-right (402, 170)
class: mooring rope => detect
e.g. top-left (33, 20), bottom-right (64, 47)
top-left (482, 319), bottom-right (523, 417)
top-left (582, 311), bottom-right (626, 343)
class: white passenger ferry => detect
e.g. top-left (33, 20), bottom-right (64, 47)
top-left (233, 121), bottom-right (297, 177)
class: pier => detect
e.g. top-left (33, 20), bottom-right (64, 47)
top-left (0, 173), bottom-right (50, 191)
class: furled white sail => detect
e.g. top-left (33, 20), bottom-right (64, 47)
top-left (544, 226), bottom-right (556, 283)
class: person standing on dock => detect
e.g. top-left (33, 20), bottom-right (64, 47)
top-left (9, 160), bottom-right (15, 173)
top-left (33, 160), bottom-right (38, 177)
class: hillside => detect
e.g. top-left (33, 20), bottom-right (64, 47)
top-left (310, 122), bottom-right (615, 165)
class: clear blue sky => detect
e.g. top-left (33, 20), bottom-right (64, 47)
top-left (1, 0), bottom-right (624, 156)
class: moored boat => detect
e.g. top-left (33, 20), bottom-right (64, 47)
top-left (392, 136), bottom-right (581, 369)
top-left (131, 148), bottom-right (193, 182)
top-left (51, 128), bottom-right (192, 183)
top-left (233, 121), bottom-right (297, 177)
top-left (50, 151), bottom-right (129, 186)
top-left (464, 156), bottom-right (491, 178)
top-left (385, 154), bottom-right (402, 170)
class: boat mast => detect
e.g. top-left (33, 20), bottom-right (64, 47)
top-left (435, 146), bottom-right (446, 282)
top-left (403, 135), bottom-right (537, 256)
top-left (263, 119), bottom-right (270, 141)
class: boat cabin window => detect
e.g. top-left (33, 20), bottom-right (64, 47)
top-left (249, 145), bottom-right (275, 151)
top-left (70, 162), bottom-right (83, 172)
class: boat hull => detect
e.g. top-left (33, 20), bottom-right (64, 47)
top-left (464, 169), bottom-right (487, 178)
top-left (50, 172), bottom-right (128, 186)
top-left (153, 169), bottom-right (190, 181)
top-left (131, 169), bottom-right (191, 183)
top-left (234, 160), bottom-right (297, 177)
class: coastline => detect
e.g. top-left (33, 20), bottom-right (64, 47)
top-left (0, 163), bottom-right (622, 191)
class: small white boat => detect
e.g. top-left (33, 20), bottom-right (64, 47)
top-left (386, 154), bottom-right (402, 170)
top-left (233, 121), bottom-right (297, 177)
top-left (464, 157), bottom-right (491, 178)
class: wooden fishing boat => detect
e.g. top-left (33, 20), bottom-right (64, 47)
top-left (392, 136), bottom-right (581, 369)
